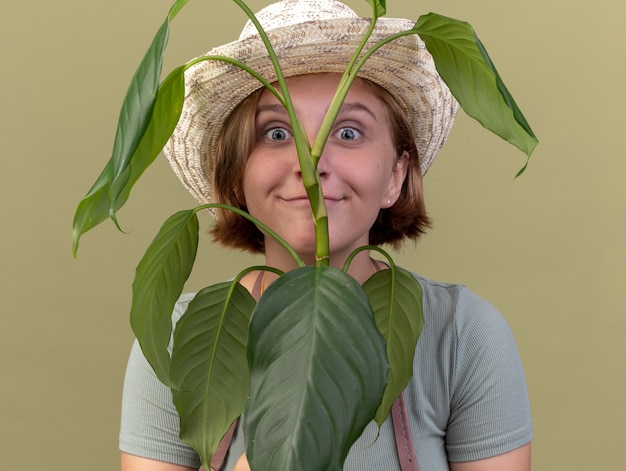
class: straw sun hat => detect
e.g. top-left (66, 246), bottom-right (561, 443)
top-left (164, 0), bottom-right (458, 205)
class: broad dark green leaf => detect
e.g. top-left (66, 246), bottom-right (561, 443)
top-left (131, 209), bottom-right (199, 386)
top-left (171, 281), bottom-right (255, 469)
top-left (413, 13), bottom-right (538, 160)
top-left (72, 66), bottom-right (186, 256)
top-left (362, 267), bottom-right (423, 426)
top-left (244, 266), bottom-right (388, 471)
top-left (365, 0), bottom-right (386, 17)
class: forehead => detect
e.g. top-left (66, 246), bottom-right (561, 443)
top-left (257, 73), bottom-right (387, 115)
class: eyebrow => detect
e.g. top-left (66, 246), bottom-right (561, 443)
top-left (339, 102), bottom-right (378, 122)
top-left (256, 101), bottom-right (378, 121)
top-left (256, 104), bottom-right (287, 116)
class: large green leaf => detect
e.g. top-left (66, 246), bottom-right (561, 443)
top-left (362, 267), bottom-right (423, 426)
top-left (412, 13), bottom-right (538, 163)
top-left (130, 209), bottom-right (199, 386)
top-left (170, 281), bottom-right (255, 469)
top-left (244, 266), bottom-right (388, 471)
top-left (72, 1), bottom-right (188, 256)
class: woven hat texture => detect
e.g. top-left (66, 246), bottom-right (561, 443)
top-left (163, 0), bottom-right (458, 204)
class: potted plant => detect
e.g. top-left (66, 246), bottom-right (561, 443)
top-left (73, 1), bottom-right (537, 469)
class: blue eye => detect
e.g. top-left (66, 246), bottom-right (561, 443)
top-left (265, 127), bottom-right (291, 141)
top-left (336, 127), bottom-right (361, 141)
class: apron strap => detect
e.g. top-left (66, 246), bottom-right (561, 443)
top-left (208, 419), bottom-right (239, 471)
top-left (391, 393), bottom-right (420, 471)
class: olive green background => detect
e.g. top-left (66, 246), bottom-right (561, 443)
top-left (2, 0), bottom-right (624, 469)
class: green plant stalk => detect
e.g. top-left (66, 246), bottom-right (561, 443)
top-left (294, 0), bottom-right (386, 265)
top-left (234, 265), bottom-right (285, 283)
top-left (342, 244), bottom-right (396, 273)
top-left (293, 24), bottom-right (379, 267)
top-left (234, 0), bottom-right (331, 266)
top-left (191, 55), bottom-right (285, 105)
top-left (196, 203), bottom-right (306, 268)
top-left (313, 25), bottom-right (414, 162)
top-left (309, 11), bottom-right (380, 164)
top-left (301, 6), bottom-right (384, 267)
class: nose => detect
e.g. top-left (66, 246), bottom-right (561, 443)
top-left (315, 146), bottom-right (331, 178)
top-left (293, 129), bottom-right (331, 180)
top-left (292, 150), bottom-right (330, 186)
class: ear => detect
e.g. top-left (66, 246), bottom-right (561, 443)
top-left (382, 151), bottom-right (409, 208)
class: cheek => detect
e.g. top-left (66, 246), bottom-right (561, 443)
top-left (240, 157), bottom-right (259, 206)
top-left (358, 153), bottom-right (398, 197)
top-left (240, 167), bottom-right (257, 207)
top-left (240, 153), bottom-right (281, 205)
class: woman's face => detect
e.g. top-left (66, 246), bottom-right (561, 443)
top-left (242, 73), bottom-right (408, 264)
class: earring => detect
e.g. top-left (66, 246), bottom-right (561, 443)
top-left (387, 199), bottom-right (392, 205)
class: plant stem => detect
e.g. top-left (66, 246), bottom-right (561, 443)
top-left (232, 0), bottom-right (330, 267)
top-left (193, 204), bottom-right (305, 267)
top-left (185, 55), bottom-right (284, 105)
top-left (234, 265), bottom-right (285, 284)
top-left (305, 13), bottom-right (381, 268)
top-left (342, 245), bottom-right (396, 274)
top-left (309, 14), bottom-right (379, 164)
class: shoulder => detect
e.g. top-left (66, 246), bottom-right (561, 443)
top-left (412, 273), bottom-right (513, 344)
top-left (407, 273), bottom-right (532, 463)
top-left (411, 272), bottom-right (522, 384)
top-left (407, 272), bottom-right (529, 417)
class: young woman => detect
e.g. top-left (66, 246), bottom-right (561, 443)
top-left (119, 1), bottom-right (532, 470)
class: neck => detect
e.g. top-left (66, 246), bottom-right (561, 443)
top-left (263, 242), bottom-right (376, 285)
top-left (239, 244), bottom-right (379, 300)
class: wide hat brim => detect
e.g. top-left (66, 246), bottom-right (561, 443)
top-left (164, 15), bottom-right (458, 205)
